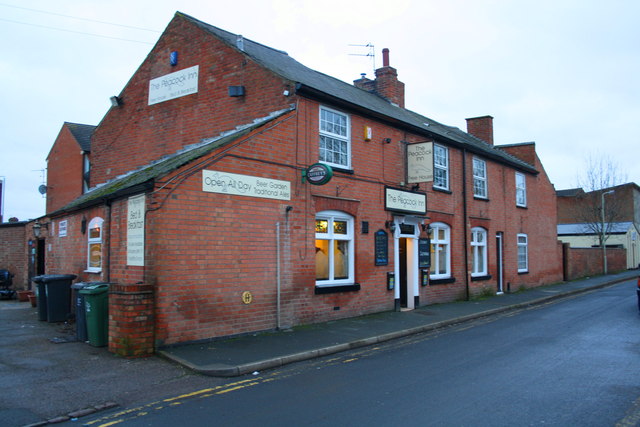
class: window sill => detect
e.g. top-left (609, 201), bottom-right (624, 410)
top-left (432, 187), bottom-right (452, 195)
top-left (429, 277), bottom-right (455, 285)
top-left (471, 274), bottom-right (492, 281)
top-left (518, 271), bottom-right (529, 275)
top-left (84, 269), bottom-right (102, 274)
top-left (474, 196), bottom-right (489, 202)
top-left (315, 283), bottom-right (360, 294)
top-left (516, 204), bottom-right (528, 209)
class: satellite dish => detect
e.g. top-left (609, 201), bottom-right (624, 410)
top-left (38, 185), bottom-right (47, 195)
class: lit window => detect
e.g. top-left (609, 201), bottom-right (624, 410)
top-left (319, 107), bottom-right (350, 169)
top-left (87, 217), bottom-right (104, 272)
top-left (517, 234), bottom-right (528, 272)
top-left (433, 144), bottom-right (449, 190)
top-left (430, 222), bottom-right (451, 279)
top-left (471, 227), bottom-right (488, 276)
top-left (516, 172), bottom-right (527, 207)
top-left (315, 211), bottom-right (354, 286)
top-left (473, 157), bottom-right (487, 198)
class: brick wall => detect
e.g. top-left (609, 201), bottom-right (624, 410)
top-left (46, 125), bottom-right (85, 214)
top-left (0, 222), bottom-right (27, 289)
top-left (563, 244), bottom-right (626, 280)
top-left (109, 283), bottom-right (154, 357)
top-left (90, 14), bottom-right (294, 188)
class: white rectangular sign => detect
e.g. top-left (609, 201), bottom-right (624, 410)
top-left (407, 142), bottom-right (434, 183)
top-left (202, 170), bottom-right (291, 201)
top-left (58, 220), bottom-right (67, 237)
top-left (127, 194), bottom-right (145, 266)
top-left (385, 188), bottom-right (426, 214)
top-left (148, 65), bottom-right (199, 105)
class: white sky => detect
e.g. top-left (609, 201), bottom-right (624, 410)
top-left (1, 0), bottom-right (639, 221)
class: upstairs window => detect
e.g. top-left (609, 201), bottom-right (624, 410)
top-left (516, 172), bottom-right (527, 207)
top-left (315, 211), bottom-right (354, 286)
top-left (87, 217), bottom-right (104, 273)
top-left (473, 157), bottom-right (487, 198)
top-left (517, 234), bottom-right (528, 273)
top-left (319, 106), bottom-right (350, 169)
top-left (433, 144), bottom-right (449, 190)
top-left (471, 227), bottom-right (488, 276)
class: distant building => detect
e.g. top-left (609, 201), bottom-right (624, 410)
top-left (556, 183), bottom-right (640, 269)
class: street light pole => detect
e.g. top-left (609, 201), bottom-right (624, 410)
top-left (601, 190), bottom-right (615, 274)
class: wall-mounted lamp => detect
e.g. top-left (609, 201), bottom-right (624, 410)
top-left (110, 96), bottom-right (122, 107)
top-left (411, 183), bottom-right (420, 191)
top-left (421, 223), bottom-right (432, 237)
top-left (385, 220), bottom-right (396, 232)
top-left (81, 217), bottom-right (87, 235)
top-left (383, 138), bottom-right (392, 144)
top-left (33, 221), bottom-right (48, 238)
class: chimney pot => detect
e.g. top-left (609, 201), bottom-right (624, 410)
top-left (382, 48), bottom-right (390, 67)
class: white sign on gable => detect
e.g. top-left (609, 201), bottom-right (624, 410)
top-left (58, 220), bottom-right (67, 237)
top-left (148, 65), bottom-right (199, 105)
top-left (202, 170), bottom-right (291, 201)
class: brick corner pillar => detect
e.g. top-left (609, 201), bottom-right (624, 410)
top-left (108, 283), bottom-right (155, 358)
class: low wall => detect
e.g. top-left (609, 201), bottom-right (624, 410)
top-left (563, 244), bottom-right (627, 281)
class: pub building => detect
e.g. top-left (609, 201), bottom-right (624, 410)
top-left (39, 12), bottom-right (562, 355)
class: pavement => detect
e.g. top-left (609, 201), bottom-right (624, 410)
top-left (159, 269), bottom-right (640, 376)
top-left (1, 269), bottom-right (638, 426)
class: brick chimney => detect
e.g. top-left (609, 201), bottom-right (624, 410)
top-left (465, 115), bottom-right (494, 145)
top-left (353, 48), bottom-right (405, 108)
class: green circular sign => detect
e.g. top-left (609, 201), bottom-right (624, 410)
top-left (306, 163), bottom-right (333, 185)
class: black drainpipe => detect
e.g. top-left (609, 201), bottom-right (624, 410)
top-left (462, 149), bottom-right (470, 301)
top-left (104, 199), bottom-right (112, 283)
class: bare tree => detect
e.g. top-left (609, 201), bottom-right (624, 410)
top-left (574, 153), bottom-right (628, 247)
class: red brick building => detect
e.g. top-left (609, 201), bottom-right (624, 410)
top-left (39, 12), bottom-right (562, 353)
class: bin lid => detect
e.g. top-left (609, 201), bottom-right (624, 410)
top-left (34, 274), bottom-right (78, 283)
top-left (78, 283), bottom-right (110, 295)
top-left (71, 281), bottom-right (108, 289)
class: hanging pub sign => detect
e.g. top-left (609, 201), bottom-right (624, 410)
top-left (302, 163), bottom-right (333, 185)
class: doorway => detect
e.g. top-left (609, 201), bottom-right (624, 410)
top-left (393, 219), bottom-right (420, 310)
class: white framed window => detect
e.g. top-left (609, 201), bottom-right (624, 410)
top-left (517, 233), bottom-right (528, 272)
top-left (471, 227), bottom-right (488, 276)
top-left (473, 157), bottom-right (487, 198)
top-left (319, 106), bottom-right (351, 169)
top-left (433, 144), bottom-right (449, 190)
top-left (315, 211), bottom-right (354, 286)
top-left (430, 222), bottom-right (451, 279)
top-left (87, 217), bottom-right (104, 272)
top-left (516, 172), bottom-right (527, 207)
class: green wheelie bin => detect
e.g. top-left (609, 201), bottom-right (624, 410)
top-left (79, 283), bottom-right (110, 347)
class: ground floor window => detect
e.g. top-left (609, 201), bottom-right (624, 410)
top-left (430, 222), bottom-right (451, 279)
top-left (471, 227), bottom-right (488, 276)
top-left (87, 217), bottom-right (104, 272)
top-left (315, 211), bottom-right (354, 286)
top-left (517, 233), bottom-right (528, 272)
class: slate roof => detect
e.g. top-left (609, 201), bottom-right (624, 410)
top-left (183, 12), bottom-right (538, 175)
top-left (557, 222), bottom-right (634, 235)
top-left (65, 122), bottom-right (95, 152)
top-left (556, 188), bottom-right (585, 197)
top-left (52, 108), bottom-right (294, 215)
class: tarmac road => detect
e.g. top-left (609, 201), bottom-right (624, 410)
top-left (0, 300), bottom-right (224, 426)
